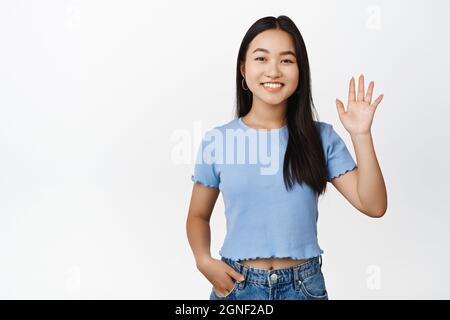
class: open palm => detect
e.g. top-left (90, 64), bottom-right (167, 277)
top-left (336, 74), bottom-right (384, 135)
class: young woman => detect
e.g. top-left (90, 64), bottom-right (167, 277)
top-left (186, 15), bottom-right (387, 300)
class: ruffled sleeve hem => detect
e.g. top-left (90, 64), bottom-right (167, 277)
top-left (191, 175), bottom-right (219, 189)
top-left (327, 164), bottom-right (358, 182)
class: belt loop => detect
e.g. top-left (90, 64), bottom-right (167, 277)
top-left (319, 255), bottom-right (323, 268)
top-left (238, 266), bottom-right (248, 289)
top-left (293, 265), bottom-right (301, 290)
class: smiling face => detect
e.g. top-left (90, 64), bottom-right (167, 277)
top-left (240, 29), bottom-right (299, 107)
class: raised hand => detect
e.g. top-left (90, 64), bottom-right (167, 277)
top-left (335, 74), bottom-right (384, 135)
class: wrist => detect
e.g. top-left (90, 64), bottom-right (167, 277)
top-left (350, 130), bottom-right (371, 136)
top-left (350, 131), bottom-right (372, 140)
top-left (196, 255), bottom-right (213, 269)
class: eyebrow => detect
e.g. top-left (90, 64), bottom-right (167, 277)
top-left (252, 48), bottom-right (297, 57)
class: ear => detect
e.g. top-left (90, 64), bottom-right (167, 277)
top-left (240, 63), bottom-right (245, 78)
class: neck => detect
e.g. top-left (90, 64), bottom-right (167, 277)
top-left (243, 97), bottom-right (287, 129)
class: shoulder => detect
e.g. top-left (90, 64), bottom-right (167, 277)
top-left (215, 117), bottom-right (240, 132)
top-left (313, 120), bottom-right (344, 152)
top-left (313, 120), bottom-right (333, 137)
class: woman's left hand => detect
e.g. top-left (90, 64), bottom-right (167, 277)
top-left (335, 74), bottom-right (384, 135)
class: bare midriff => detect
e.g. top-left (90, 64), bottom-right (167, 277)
top-left (237, 257), bottom-right (311, 270)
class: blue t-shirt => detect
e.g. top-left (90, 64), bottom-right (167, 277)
top-left (191, 117), bottom-right (357, 260)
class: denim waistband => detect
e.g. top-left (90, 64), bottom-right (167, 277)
top-left (221, 255), bottom-right (322, 287)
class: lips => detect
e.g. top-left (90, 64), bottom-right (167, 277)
top-left (261, 82), bottom-right (284, 92)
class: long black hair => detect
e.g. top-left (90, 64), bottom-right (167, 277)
top-left (235, 15), bottom-right (328, 196)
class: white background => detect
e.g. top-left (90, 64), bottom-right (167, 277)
top-left (0, 0), bottom-right (449, 299)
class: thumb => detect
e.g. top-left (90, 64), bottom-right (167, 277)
top-left (227, 267), bottom-right (245, 282)
top-left (335, 99), bottom-right (345, 116)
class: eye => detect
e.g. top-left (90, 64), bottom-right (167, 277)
top-left (254, 57), bottom-right (294, 63)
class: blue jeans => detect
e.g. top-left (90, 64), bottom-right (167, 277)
top-left (209, 255), bottom-right (328, 300)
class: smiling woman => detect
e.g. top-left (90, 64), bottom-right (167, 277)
top-left (186, 14), bottom-right (386, 301)
top-left (240, 29), bottom-right (300, 110)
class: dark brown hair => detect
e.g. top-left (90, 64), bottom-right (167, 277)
top-left (235, 15), bottom-right (328, 195)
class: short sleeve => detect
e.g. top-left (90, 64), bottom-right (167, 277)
top-left (190, 131), bottom-right (220, 189)
top-left (321, 123), bottom-right (358, 181)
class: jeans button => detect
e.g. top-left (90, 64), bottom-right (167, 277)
top-left (270, 273), bottom-right (278, 281)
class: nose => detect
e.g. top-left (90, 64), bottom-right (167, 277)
top-left (265, 60), bottom-right (281, 79)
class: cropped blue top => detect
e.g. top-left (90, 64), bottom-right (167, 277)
top-left (191, 117), bottom-right (357, 260)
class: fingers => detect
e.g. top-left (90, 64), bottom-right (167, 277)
top-left (214, 286), bottom-right (230, 297)
top-left (349, 74), bottom-right (379, 105)
top-left (335, 98), bottom-right (345, 116)
top-left (371, 93), bottom-right (384, 109)
top-left (348, 77), bottom-right (356, 104)
top-left (227, 267), bottom-right (245, 282)
top-left (214, 267), bottom-right (245, 296)
top-left (365, 81), bottom-right (374, 104)
top-left (357, 74), bottom-right (365, 101)
top-left (215, 279), bottom-right (235, 296)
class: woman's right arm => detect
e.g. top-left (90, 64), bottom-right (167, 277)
top-left (186, 182), bottom-right (245, 296)
top-left (186, 181), bottom-right (220, 268)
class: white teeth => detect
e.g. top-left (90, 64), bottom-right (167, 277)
top-left (263, 83), bottom-right (283, 88)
